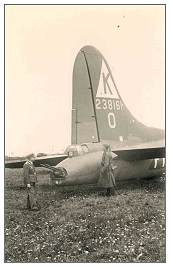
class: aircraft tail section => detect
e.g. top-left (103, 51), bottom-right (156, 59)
top-left (72, 45), bottom-right (164, 145)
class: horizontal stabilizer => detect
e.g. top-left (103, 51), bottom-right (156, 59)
top-left (113, 147), bottom-right (165, 161)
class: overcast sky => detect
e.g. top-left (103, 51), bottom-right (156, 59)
top-left (5, 5), bottom-right (165, 156)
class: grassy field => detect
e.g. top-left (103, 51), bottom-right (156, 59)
top-left (4, 168), bottom-right (165, 263)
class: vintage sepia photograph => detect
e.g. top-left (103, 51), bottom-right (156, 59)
top-left (4, 4), bottom-right (165, 263)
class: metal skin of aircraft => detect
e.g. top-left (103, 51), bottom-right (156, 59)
top-left (5, 45), bottom-right (165, 187)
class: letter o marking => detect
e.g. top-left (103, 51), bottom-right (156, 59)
top-left (108, 112), bottom-right (116, 128)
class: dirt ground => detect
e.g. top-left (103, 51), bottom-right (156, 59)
top-left (4, 168), bottom-right (165, 263)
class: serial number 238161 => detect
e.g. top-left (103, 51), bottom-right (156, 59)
top-left (96, 98), bottom-right (123, 111)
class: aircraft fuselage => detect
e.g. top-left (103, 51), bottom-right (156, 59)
top-left (50, 149), bottom-right (165, 186)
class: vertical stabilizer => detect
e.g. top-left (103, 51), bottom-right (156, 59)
top-left (72, 46), bottom-right (164, 145)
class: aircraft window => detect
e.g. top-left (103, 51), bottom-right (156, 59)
top-left (81, 144), bottom-right (89, 153)
top-left (68, 151), bottom-right (74, 158)
top-left (65, 145), bottom-right (88, 157)
top-left (119, 136), bottom-right (123, 142)
top-left (65, 145), bottom-right (80, 157)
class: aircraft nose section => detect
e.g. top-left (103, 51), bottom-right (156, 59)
top-left (50, 167), bottom-right (68, 185)
top-left (50, 151), bottom-right (104, 186)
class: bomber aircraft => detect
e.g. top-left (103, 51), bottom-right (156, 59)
top-left (5, 46), bottom-right (165, 186)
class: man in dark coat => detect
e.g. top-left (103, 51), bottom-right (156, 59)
top-left (98, 144), bottom-right (117, 196)
top-left (23, 155), bottom-right (37, 187)
top-left (23, 154), bottom-right (40, 210)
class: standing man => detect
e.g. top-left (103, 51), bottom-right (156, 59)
top-left (23, 154), bottom-right (40, 210)
top-left (98, 144), bottom-right (117, 196)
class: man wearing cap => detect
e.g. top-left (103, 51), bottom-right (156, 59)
top-left (23, 154), bottom-right (40, 210)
